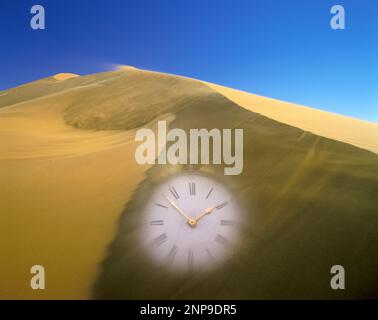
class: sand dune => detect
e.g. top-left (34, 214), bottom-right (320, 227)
top-left (52, 73), bottom-right (79, 81)
top-left (0, 67), bottom-right (377, 299)
top-left (0, 102), bottom-right (131, 160)
top-left (0, 72), bottom-right (148, 299)
top-left (206, 82), bottom-right (378, 154)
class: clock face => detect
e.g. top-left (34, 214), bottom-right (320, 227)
top-left (140, 172), bottom-right (242, 273)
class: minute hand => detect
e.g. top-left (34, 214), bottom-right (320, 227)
top-left (163, 194), bottom-right (192, 221)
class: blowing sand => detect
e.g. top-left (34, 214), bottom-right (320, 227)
top-left (52, 73), bottom-right (79, 81)
top-left (206, 82), bottom-right (378, 154)
top-left (0, 67), bottom-right (377, 299)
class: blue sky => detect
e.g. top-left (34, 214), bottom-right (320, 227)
top-left (0, 0), bottom-right (377, 122)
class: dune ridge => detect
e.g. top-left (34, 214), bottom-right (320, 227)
top-left (205, 82), bottom-right (378, 154)
top-left (53, 73), bottom-right (79, 81)
top-left (0, 67), bottom-right (377, 299)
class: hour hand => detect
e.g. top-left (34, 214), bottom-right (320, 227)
top-left (194, 206), bottom-right (215, 223)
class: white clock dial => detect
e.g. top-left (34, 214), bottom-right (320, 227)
top-left (140, 173), bottom-right (242, 273)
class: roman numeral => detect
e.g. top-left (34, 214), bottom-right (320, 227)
top-left (205, 187), bottom-right (213, 199)
top-left (220, 219), bottom-right (234, 226)
top-left (188, 249), bottom-right (194, 270)
top-left (154, 203), bottom-right (168, 209)
top-left (150, 220), bottom-right (164, 226)
top-left (215, 202), bottom-right (228, 210)
top-left (189, 182), bottom-right (195, 196)
top-left (215, 234), bottom-right (230, 247)
top-left (165, 245), bottom-right (178, 265)
top-left (169, 187), bottom-right (179, 199)
top-left (152, 233), bottom-right (167, 247)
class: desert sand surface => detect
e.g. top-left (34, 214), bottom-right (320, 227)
top-left (52, 73), bottom-right (79, 81)
top-left (0, 71), bottom-right (148, 299)
top-left (206, 82), bottom-right (378, 155)
top-left (0, 67), bottom-right (377, 299)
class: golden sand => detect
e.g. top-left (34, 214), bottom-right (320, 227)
top-left (0, 88), bottom-right (147, 299)
top-left (0, 67), bottom-right (377, 299)
top-left (52, 73), bottom-right (79, 81)
top-left (206, 82), bottom-right (378, 154)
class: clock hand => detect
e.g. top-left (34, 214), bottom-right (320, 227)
top-left (163, 194), bottom-right (197, 227)
top-left (194, 206), bottom-right (215, 223)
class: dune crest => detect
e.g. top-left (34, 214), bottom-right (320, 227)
top-left (52, 73), bottom-right (79, 81)
top-left (0, 68), bottom-right (377, 299)
top-left (117, 65), bottom-right (138, 71)
top-left (206, 82), bottom-right (378, 154)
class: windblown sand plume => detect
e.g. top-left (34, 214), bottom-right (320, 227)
top-left (0, 67), bottom-right (377, 299)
